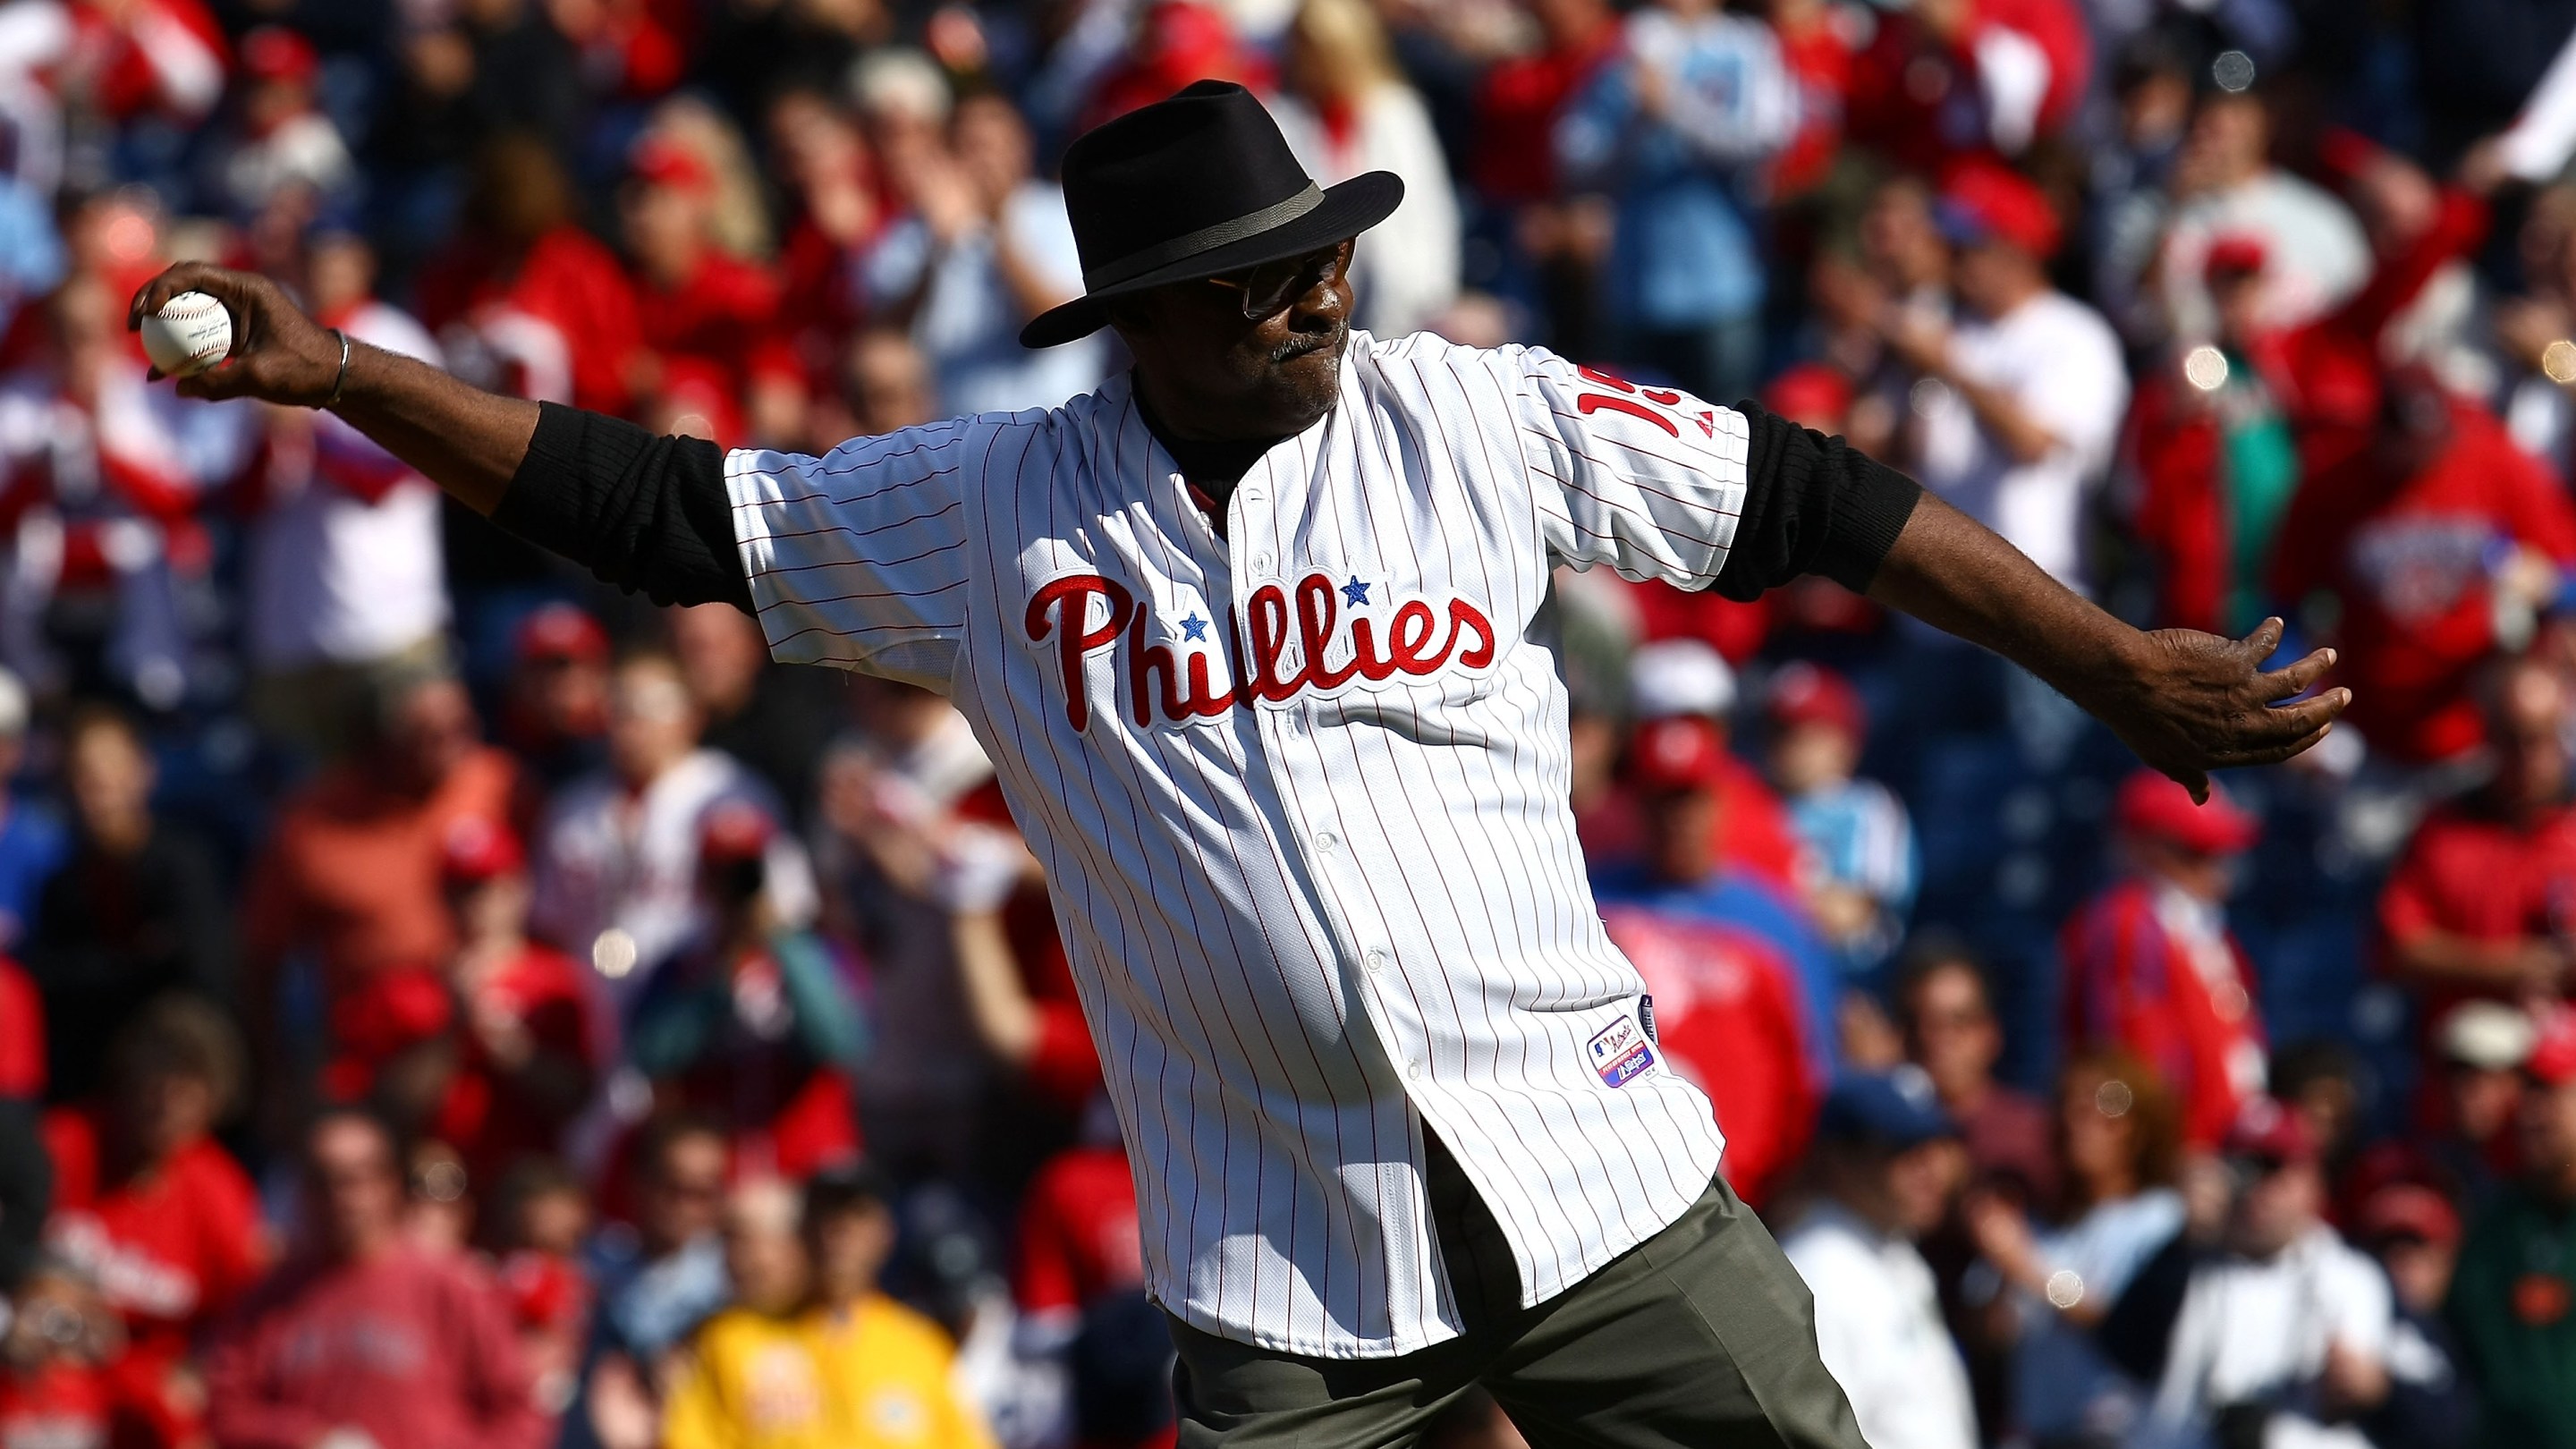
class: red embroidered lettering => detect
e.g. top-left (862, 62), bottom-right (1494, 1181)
top-left (1025, 574), bottom-right (1132, 733)
top-left (1577, 366), bottom-right (1637, 393)
top-left (1129, 614), bottom-right (1234, 724)
top-left (1386, 599), bottom-right (1450, 673)
top-left (1295, 575), bottom-right (1360, 691)
top-left (1575, 393), bottom-right (1681, 436)
top-left (1243, 584), bottom-right (1300, 702)
top-left (1450, 598), bottom-right (1496, 670)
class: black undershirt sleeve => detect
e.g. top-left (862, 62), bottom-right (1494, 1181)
top-left (489, 402), bottom-right (753, 611)
top-left (1708, 399), bottom-right (1924, 603)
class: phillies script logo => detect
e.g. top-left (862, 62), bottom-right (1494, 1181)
top-left (1025, 572), bottom-right (1498, 731)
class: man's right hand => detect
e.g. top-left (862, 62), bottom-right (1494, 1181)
top-left (127, 262), bottom-right (347, 408)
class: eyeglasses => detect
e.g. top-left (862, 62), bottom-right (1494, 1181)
top-left (1205, 244), bottom-right (1346, 320)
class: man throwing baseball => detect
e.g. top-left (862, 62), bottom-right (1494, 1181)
top-left (133, 82), bottom-right (2343, 1449)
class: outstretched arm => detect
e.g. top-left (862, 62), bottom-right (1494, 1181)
top-left (131, 263), bottom-right (750, 608)
top-left (1866, 492), bottom-right (2347, 800)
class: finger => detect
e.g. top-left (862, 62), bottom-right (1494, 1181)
top-left (2236, 615), bottom-right (2286, 665)
top-left (2165, 766), bottom-right (2210, 804)
top-left (2236, 687), bottom-right (2352, 746)
top-left (2256, 646), bottom-right (2339, 700)
top-left (2221, 722), bottom-right (2336, 769)
top-left (127, 263), bottom-right (253, 335)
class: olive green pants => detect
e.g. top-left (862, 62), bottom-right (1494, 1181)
top-left (1166, 1141), bottom-right (1868, 1449)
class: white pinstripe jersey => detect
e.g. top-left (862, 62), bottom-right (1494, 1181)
top-left (726, 331), bottom-right (1748, 1358)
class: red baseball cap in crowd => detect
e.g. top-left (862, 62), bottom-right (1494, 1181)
top-left (699, 800), bottom-right (776, 864)
top-left (1629, 716), bottom-right (1728, 794)
top-left (322, 968), bottom-right (456, 1102)
top-left (2224, 1095), bottom-right (2318, 1165)
top-left (1761, 363), bottom-right (1854, 431)
top-left (441, 816), bottom-right (525, 886)
top-left (629, 134), bottom-right (716, 194)
top-left (2357, 1182), bottom-right (2462, 1248)
top-left (240, 26), bottom-right (319, 86)
top-left (1936, 159), bottom-right (2062, 259)
top-left (2203, 233), bottom-right (2269, 281)
top-left (1767, 662), bottom-right (1867, 742)
top-left (2114, 770), bottom-right (2260, 855)
top-left (2524, 1008), bottom-right (2576, 1088)
top-left (515, 602), bottom-right (610, 665)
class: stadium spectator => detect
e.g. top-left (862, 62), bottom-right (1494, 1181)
top-left (2419, 1002), bottom-right (2538, 1209)
top-left (864, 90), bottom-right (1099, 418)
top-left (243, 229), bottom-right (451, 761)
top-left (414, 817), bottom-right (597, 1188)
top-left (1780, 1070), bottom-right (1978, 1449)
top-left (202, 1108), bottom-right (550, 1449)
top-left (1767, 662), bottom-right (1915, 971)
top-left (801, 1165), bottom-right (994, 1449)
top-left (627, 801), bottom-right (866, 1182)
top-left (2143, 1097), bottom-right (2393, 1449)
top-left (1966, 1047), bottom-right (2185, 1446)
top-left (2355, 1180), bottom-right (2475, 1449)
top-left (1555, 0), bottom-right (1792, 403)
top-left (2272, 376), bottom-right (2576, 767)
top-left (0, 1261), bottom-right (138, 1448)
top-left (1580, 638), bottom-right (1806, 889)
top-left (1900, 944), bottom-right (2056, 1209)
top-left (618, 131), bottom-right (800, 450)
top-left (577, 1114), bottom-right (731, 1447)
top-left (22, 705), bottom-right (226, 1102)
top-left (487, 1156), bottom-right (594, 1417)
top-left (837, 327), bottom-right (939, 442)
top-left (1275, 0), bottom-right (1461, 338)
top-left (530, 651), bottom-right (816, 1014)
top-left (240, 669), bottom-right (520, 1112)
top-left (210, 27), bottom-right (353, 217)
top-left (2061, 772), bottom-right (2269, 1148)
top-left (497, 602), bottom-right (613, 792)
top-left (2155, 87), bottom-right (2374, 346)
top-left (2381, 655), bottom-right (2576, 1019)
top-left (2448, 1010), bottom-right (2576, 1449)
top-left (40, 995), bottom-right (264, 1446)
top-left (667, 602), bottom-right (842, 821)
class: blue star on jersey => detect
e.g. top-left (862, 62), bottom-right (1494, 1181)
top-left (1342, 577), bottom-right (1371, 606)
top-left (1180, 613), bottom-right (1209, 641)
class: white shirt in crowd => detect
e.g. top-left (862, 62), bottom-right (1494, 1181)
top-left (2160, 172), bottom-right (2371, 343)
top-left (724, 331), bottom-right (1748, 1357)
top-left (246, 300), bottom-right (447, 672)
top-left (1911, 288), bottom-right (2127, 594)
top-left (530, 747), bottom-right (820, 1019)
top-left (2014, 1187), bottom-right (2187, 1443)
top-left (863, 180), bottom-right (1106, 418)
top-left (2146, 1224), bottom-right (2394, 1449)
top-left (1780, 1203), bottom-right (1979, 1449)
top-left (1275, 85), bottom-right (1462, 338)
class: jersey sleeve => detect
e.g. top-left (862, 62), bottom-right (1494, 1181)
top-left (1508, 348), bottom-right (1752, 591)
top-left (724, 419), bottom-right (976, 691)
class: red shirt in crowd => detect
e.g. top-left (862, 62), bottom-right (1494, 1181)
top-left (1015, 1143), bottom-right (1144, 1318)
top-left (416, 226), bottom-right (645, 416)
top-left (1600, 907), bottom-right (1818, 1206)
top-left (634, 251), bottom-right (801, 406)
top-left (957, 780), bottom-right (1099, 1110)
top-left (40, 1107), bottom-right (267, 1446)
top-left (1579, 756), bottom-right (1809, 893)
top-left (201, 1248), bottom-right (549, 1449)
top-left (2273, 402), bottom-right (2576, 763)
top-left (2379, 795), bottom-right (2576, 1026)
top-left (2127, 183), bottom-right (2490, 635)
top-left (430, 942), bottom-right (601, 1186)
top-left (2061, 878), bottom-right (2268, 1148)
top-left (239, 749), bottom-right (521, 1001)
top-left (0, 958), bottom-right (43, 1100)
top-left (0, 1359), bottom-right (148, 1449)
top-left (1469, 22), bottom-right (1620, 205)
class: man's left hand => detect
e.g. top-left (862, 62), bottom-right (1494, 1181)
top-left (2083, 617), bottom-right (2348, 802)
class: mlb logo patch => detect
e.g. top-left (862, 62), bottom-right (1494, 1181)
top-left (1588, 1014), bottom-right (1657, 1089)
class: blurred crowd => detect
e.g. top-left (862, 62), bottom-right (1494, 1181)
top-left (4, 1), bottom-right (2576, 1449)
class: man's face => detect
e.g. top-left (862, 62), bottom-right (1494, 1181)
top-left (640, 1132), bottom-right (730, 1254)
top-left (2230, 1155), bottom-right (2323, 1258)
top-left (307, 1117), bottom-right (403, 1259)
top-left (1111, 238), bottom-right (1356, 441)
top-left (607, 662), bottom-right (701, 784)
top-left (1885, 1139), bottom-right (1962, 1239)
top-left (1905, 965), bottom-right (1998, 1097)
top-left (1640, 784), bottom-right (1719, 886)
top-left (2448, 1063), bottom-right (2522, 1143)
top-left (2517, 1077), bottom-right (2576, 1194)
top-left (386, 680), bottom-right (479, 792)
top-left (806, 1202), bottom-right (895, 1304)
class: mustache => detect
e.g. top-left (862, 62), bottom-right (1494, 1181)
top-left (1270, 321), bottom-right (1344, 364)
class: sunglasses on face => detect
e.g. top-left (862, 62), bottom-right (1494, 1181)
top-left (1204, 244), bottom-right (1347, 320)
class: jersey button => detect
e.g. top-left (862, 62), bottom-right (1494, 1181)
top-left (1251, 551), bottom-right (1275, 573)
top-left (1407, 1060), bottom-right (1424, 1081)
top-left (1362, 949), bottom-right (1385, 973)
top-left (1314, 830), bottom-right (1340, 853)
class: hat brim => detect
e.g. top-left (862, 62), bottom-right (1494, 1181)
top-left (1018, 171), bottom-right (1405, 351)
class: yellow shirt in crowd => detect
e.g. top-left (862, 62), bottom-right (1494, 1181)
top-left (661, 1294), bottom-right (997, 1449)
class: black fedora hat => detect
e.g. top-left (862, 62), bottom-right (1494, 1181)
top-left (1018, 80), bottom-right (1402, 350)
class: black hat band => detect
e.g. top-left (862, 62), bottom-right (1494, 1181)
top-left (1081, 182), bottom-right (1325, 292)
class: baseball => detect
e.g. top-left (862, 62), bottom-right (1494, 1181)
top-left (139, 291), bottom-right (233, 378)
